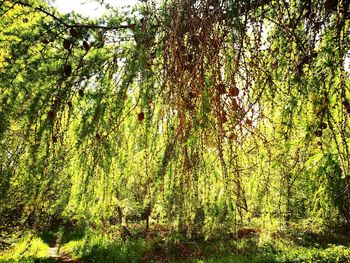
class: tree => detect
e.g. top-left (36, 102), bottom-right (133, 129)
top-left (1, 0), bottom-right (350, 238)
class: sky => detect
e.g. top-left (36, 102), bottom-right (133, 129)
top-left (53, 0), bottom-right (139, 17)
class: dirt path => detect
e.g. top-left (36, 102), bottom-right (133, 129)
top-left (48, 242), bottom-right (79, 262)
top-left (48, 246), bottom-right (60, 258)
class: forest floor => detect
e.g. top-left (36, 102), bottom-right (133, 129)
top-left (48, 238), bottom-right (79, 263)
top-left (1, 222), bottom-right (350, 262)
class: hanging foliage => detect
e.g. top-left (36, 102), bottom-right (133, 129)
top-left (0, 0), bottom-right (350, 241)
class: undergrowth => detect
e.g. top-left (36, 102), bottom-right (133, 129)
top-left (0, 235), bottom-right (52, 263)
top-left (1, 225), bottom-right (350, 263)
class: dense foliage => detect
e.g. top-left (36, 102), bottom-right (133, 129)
top-left (1, 0), bottom-right (350, 261)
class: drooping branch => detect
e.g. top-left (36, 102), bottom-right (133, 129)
top-left (10, 0), bottom-right (137, 31)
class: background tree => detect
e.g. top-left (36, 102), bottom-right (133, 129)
top-left (0, 0), bottom-right (350, 242)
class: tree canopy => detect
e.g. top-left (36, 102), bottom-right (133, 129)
top-left (1, 0), bottom-right (350, 243)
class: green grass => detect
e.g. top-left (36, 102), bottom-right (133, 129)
top-left (58, 230), bottom-right (350, 263)
top-left (1, 226), bottom-right (350, 263)
top-left (60, 231), bottom-right (146, 263)
top-left (190, 244), bottom-right (350, 263)
top-left (0, 235), bottom-right (53, 263)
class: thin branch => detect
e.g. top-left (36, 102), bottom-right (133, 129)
top-left (11, 0), bottom-right (136, 31)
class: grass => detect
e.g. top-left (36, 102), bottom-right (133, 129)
top-left (0, 235), bottom-right (53, 263)
top-left (57, 226), bottom-right (350, 263)
top-left (1, 224), bottom-right (350, 263)
top-left (60, 233), bottom-right (145, 263)
top-left (190, 244), bottom-right (350, 263)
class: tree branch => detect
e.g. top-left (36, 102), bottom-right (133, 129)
top-left (11, 0), bottom-right (136, 31)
